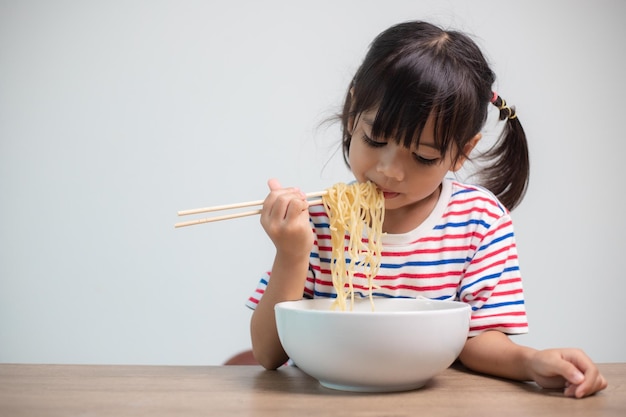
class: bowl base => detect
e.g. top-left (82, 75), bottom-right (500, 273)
top-left (319, 379), bottom-right (429, 393)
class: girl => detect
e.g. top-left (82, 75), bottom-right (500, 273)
top-left (247, 21), bottom-right (607, 398)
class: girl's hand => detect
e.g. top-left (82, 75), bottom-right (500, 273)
top-left (527, 348), bottom-right (608, 398)
top-left (251, 179), bottom-right (314, 370)
top-left (260, 178), bottom-right (314, 257)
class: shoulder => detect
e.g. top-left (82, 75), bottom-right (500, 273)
top-left (440, 178), bottom-right (514, 236)
top-left (446, 178), bottom-right (509, 218)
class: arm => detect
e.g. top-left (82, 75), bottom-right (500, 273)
top-left (250, 179), bottom-right (314, 370)
top-left (458, 330), bottom-right (608, 398)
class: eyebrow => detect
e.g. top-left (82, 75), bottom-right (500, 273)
top-left (360, 115), bottom-right (439, 151)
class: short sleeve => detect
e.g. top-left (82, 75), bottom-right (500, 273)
top-left (458, 214), bottom-right (529, 336)
top-left (245, 272), bottom-right (270, 310)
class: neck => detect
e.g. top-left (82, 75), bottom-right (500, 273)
top-left (382, 185), bottom-right (441, 234)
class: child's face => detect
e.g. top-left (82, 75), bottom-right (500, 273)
top-left (348, 109), bottom-right (462, 214)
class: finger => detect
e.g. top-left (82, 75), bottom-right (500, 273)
top-left (264, 179), bottom-right (293, 213)
top-left (562, 350), bottom-right (598, 381)
top-left (263, 190), bottom-right (304, 222)
top-left (284, 196), bottom-right (310, 220)
top-left (559, 350), bottom-right (606, 398)
top-left (268, 178), bottom-right (282, 191)
top-left (564, 364), bottom-right (585, 387)
top-left (267, 179), bottom-right (304, 199)
top-left (572, 370), bottom-right (607, 398)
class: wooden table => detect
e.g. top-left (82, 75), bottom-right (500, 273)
top-left (1, 363), bottom-right (624, 416)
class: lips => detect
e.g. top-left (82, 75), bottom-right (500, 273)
top-left (382, 190), bottom-right (400, 199)
top-left (369, 181), bottom-right (399, 199)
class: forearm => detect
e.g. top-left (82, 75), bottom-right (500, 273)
top-left (250, 252), bottom-right (309, 370)
top-left (458, 330), bottom-right (536, 381)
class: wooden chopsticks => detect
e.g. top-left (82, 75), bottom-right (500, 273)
top-left (175, 190), bottom-right (327, 228)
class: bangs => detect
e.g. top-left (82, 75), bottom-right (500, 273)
top-left (351, 47), bottom-right (479, 155)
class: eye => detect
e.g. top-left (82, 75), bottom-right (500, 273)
top-left (413, 154), bottom-right (440, 166)
top-left (362, 133), bottom-right (386, 148)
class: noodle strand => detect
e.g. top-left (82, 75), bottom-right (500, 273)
top-left (322, 182), bottom-right (385, 311)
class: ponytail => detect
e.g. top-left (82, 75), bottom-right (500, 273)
top-left (478, 93), bottom-right (529, 210)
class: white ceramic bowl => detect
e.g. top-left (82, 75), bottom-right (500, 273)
top-left (274, 297), bottom-right (471, 392)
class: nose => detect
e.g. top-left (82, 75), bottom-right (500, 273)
top-left (376, 144), bottom-right (405, 182)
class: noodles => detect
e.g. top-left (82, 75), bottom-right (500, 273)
top-left (322, 182), bottom-right (385, 311)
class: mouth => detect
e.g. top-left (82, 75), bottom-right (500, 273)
top-left (369, 181), bottom-right (400, 199)
top-left (377, 186), bottom-right (399, 199)
top-left (382, 190), bottom-right (400, 199)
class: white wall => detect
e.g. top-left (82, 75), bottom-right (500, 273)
top-left (1, 0), bottom-right (624, 365)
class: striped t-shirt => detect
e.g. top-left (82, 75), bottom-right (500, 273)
top-left (246, 178), bottom-right (529, 336)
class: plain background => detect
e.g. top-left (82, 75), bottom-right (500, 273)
top-left (1, 0), bottom-right (625, 366)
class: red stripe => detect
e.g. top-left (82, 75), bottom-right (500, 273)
top-left (492, 288), bottom-right (524, 297)
top-left (383, 244), bottom-right (475, 256)
top-left (483, 219), bottom-right (513, 241)
top-left (378, 282), bottom-right (459, 292)
top-left (314, 277), bottom-right (333, 287)
top-left (472, 311), bottom-right (526, 319)
top-left (472, 245), bottom-right (517, 265)
top-left (448, 194), bottom-right (501, 210)
top-left (444, 206), bottom-right (500, 221)
top-left (417, 231), bottom-right (485, 245)
top-left (463, 294), bottom-right (491, 303)
top-left (373, 270), bottom-right (463, 280)
top-left (461, 278), bottom-right (522, 302)
top-left (464, 258), bottom-right (507, 279)
top-left (470, 322), bottom-right (528, 332)
top-left (309, 211), bottom-right (328, 218)
top-left (498, 277), bottom-right (522, 285)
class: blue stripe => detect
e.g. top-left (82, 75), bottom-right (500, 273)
top-left (477, 232), bottom-right (514, 252)
top-left (313, 221), bottom-right (330, 229)
top-left (369, 293), bottom-right (411, 299)
top-left (451, 188), bottom-right (476, 198)
top-left (317, 257), bottom-right (354, 265)
top-left (382, 258), bottom-right (466, 268)
top-left (450, 184), bottom-right (500, 203)
top-left (313, 290), bottom-right (338, 298)
top-left (450, 185), bottom-right (505, 213)
top-left (472, 299), bottom-right (525, 311)
top-left (369, 293), bottom-right (454, 301)
top-left (312, 292), bottom-right (455, 302)
top-left (459, 265), bottom-right (520, 294)
top-left (434, 218), bottom-right (492, 230)
top-left (459, 271), bottom-right (502, 293)
top-left (317, 257), bottom-right (467, 268)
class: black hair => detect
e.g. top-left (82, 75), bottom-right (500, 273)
top-left (340, 21), bottom-right (529, 210)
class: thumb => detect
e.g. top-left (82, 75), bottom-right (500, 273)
top-left (267, 178), bottom-right (282, 191)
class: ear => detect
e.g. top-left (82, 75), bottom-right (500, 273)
top-left (451, 133), bottom-right (482, 172)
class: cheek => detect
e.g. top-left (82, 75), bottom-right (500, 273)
top-left (406, 166), bottom-right (449, 194)
top-left (348, 141), bottom-right (368, 173)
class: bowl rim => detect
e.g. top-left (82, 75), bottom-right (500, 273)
top-left (274, 297), bottom-right (471, 316)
